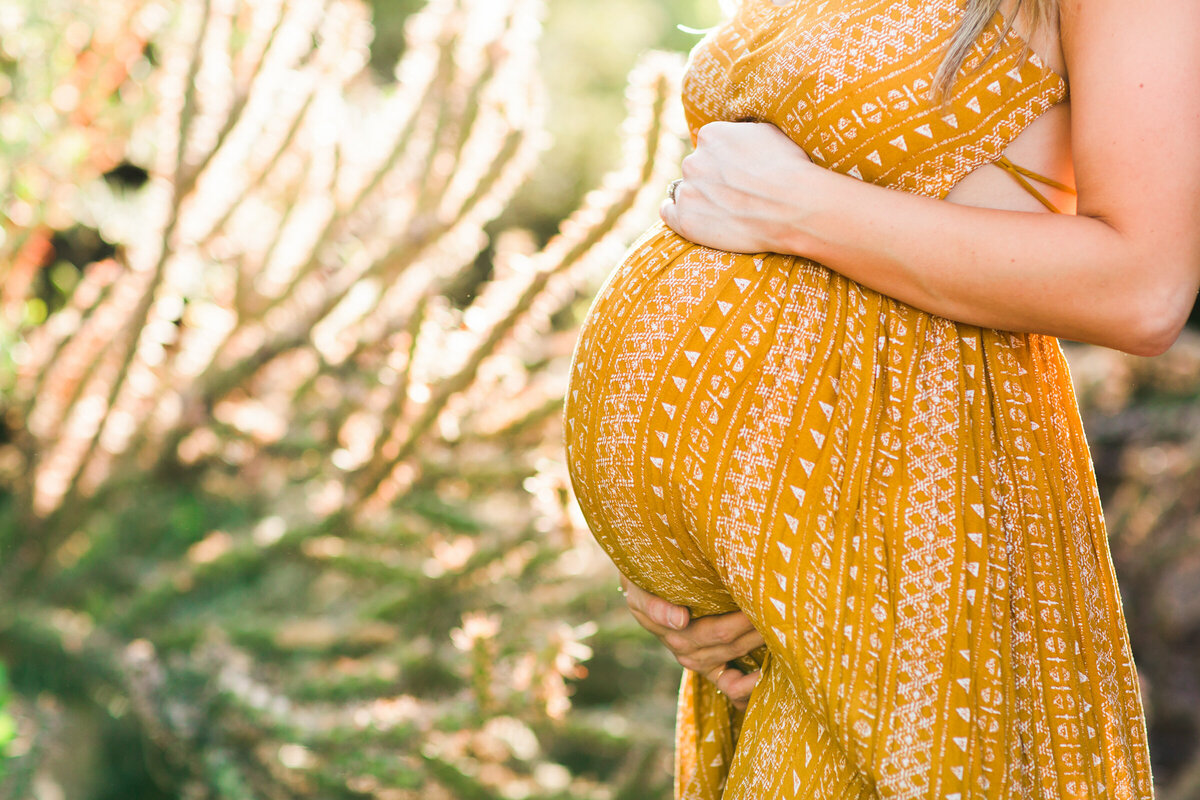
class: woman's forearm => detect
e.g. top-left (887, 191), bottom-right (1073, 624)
top-left (779, 162), bottom-right (1194, 356)
top-left (661, 121), bottom-right (1200, 357)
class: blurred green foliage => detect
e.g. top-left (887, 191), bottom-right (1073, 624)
top-left (0, 663), bottom-right (12, 776)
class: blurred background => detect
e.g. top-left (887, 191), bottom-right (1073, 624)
top-left (0, 1), bottom-right (1197, 798)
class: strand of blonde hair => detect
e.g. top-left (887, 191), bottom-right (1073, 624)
top-left (932, 0), bottom-right (1057, 102)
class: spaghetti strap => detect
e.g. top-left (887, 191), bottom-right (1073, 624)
top-left (994, 154), bottom-right (1077, 214)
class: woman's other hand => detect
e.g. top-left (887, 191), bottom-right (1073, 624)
top-left (660, 120), bottom-right (815, 255)
top-left (619, 573), bottom-right (764, 709)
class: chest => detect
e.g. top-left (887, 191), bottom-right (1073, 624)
top-left (680, 0), bottom-right (1066, 198)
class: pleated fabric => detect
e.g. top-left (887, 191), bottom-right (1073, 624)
top-left (562, 1), bottom-right (1155, 798)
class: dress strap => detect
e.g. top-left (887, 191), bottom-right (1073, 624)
top-left (993, 155), bottom-right (1077, 214)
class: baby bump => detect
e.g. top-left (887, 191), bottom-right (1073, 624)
top-left (562, 221), bottom-right (841, 610)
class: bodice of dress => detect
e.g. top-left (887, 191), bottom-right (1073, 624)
top-left (681, 0), bottom-right (1068, 199)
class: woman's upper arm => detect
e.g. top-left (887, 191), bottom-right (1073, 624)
top-left (1062, 0), bottom-right (1200, 341)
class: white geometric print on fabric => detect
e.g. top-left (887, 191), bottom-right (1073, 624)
top-left (562, 0), bottom-right (1154, 797)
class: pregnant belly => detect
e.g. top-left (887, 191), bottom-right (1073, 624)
top-left (561, 213), bottom-right (1027, 601)
top-left (562, 220), bottom-right (850, 600)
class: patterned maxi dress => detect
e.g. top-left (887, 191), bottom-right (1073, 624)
top-left (562, 0), bottom-right (1155, 797)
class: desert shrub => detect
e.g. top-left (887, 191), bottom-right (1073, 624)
top-left (0, 0), bottom-right (687, 796)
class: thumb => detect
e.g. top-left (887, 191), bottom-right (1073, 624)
top-left (655, 600), bottom-right (690, 630)
top-left (621, 573), bottom-right (690, 629)
top-left (635, 582), bottom-right (690, 630)
top-left (660, 196), bottom-right (679, 231)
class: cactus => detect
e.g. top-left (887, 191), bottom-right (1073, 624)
top-left (0, 0), bottom-right (686, 796)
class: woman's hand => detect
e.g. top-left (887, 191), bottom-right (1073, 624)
top-left (660, 120), bottom-right (815, 255)
top-left (619, 573), bottom-right (764, 709)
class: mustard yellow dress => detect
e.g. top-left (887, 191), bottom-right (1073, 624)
top-left (562, 1), bottom-right (1155, 797)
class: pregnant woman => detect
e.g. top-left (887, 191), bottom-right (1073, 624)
top-left (564, 0), bottom-right (1197, 796)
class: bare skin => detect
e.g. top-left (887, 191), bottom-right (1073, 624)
top-left (945, 0), bottom-right (1075, 215)
top-left (627, 0), bottom-right (1200, 707)
top-left (660, 0), bottom-right (1200, 355)
top-left (619, 572), bottom-right (763, 709)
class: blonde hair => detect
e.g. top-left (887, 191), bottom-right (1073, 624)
top-left (932, 0), bottom-right (1058, 101)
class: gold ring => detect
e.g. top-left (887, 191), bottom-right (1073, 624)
top-left (667, 179), bottom-right (683, 203)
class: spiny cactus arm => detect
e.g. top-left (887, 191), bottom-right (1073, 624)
top-left (203, 68), bottom-right (533, 417)
top-left (445, 63), bottom-right (682, 437)
top-left (176, 16), bottom-right (461, 407)
top-left (110, 73), bottom-right (326, 478)
top-left (171, 0), bottom-right (330, 209)
top-left (191, 106), bottom-right (529, 422)
top-left (312, 283), bottom-right (424, 398)
top-left (374, 13), bottom-right (464, 223)
top-left (16, 263), bottom-right (146, 480)
top-left (3, 318), bottom-right (149, 586)
top-left (301, 110), bottom-right (536, 407)
top-left (445, 59), bottom-right (678, 366)
top-left (409, 5), bottom-right (516, 218)
top-left (171, 0), bottom-right (217, 196)
top-left (192, 88), bottom-right (319, 254)
top-left (333, 0), bottom-right (474, 223)
top-left (313, 116), bottom-right (536, 395)
top-left (13, 244), bottom-right (194, 559)
top-left (372, 109), bottom-right (532, 278)
top-left (15, 258), bottom-right (124, 417)
top-left (179, 0), bottom-right (295, 204)
top-left (334, 298), bottom-right (427, 488)
top-left (228, 0), bottom-right (287, 93)
top-left (463, 395), bottom-right (565, 444)
top-left (238, 0), bottom-right (468, 328)
top-left (351, 57), bottom-right (679, 511)
top-left (6, 0), bottom-right (234, 575)
top-left (307, 293), bottom-right (427, 463)
top-left (186, 0), bottom-right (368, 257)
top-left (6, 260), bottom-right (126, 528)
top-left (232, 151), bottom-right (323, 317)
top-left (528, 64), bottom-right (678, 275)
top-left (191, 0), bottom-right (538, 421)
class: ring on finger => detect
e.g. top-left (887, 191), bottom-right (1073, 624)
top-left (667, 178), bottom-right (683, 203)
